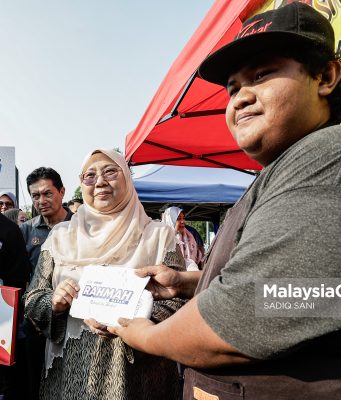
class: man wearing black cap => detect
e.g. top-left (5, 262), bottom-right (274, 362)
top-left (109, 3), bottom-right (341, 398)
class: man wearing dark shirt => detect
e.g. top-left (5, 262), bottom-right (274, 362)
top-left (20, 167), bottom-right (73, 272)
top-left (20, 167), bottom-right (73, 400)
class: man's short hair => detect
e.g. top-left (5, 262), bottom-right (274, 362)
top-left (26, 167), bottom-right (64, 194)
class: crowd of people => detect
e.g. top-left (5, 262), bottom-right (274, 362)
top-left (0, 3), bottom-right (340, 399)
top-left (0, 158), bottom-right (202, 400)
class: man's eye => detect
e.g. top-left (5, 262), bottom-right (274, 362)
top-left (254, 69), bottom-right (273, 81)
top-left (227, 86), bottom-right (239, 97)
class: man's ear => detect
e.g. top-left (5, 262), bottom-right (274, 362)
top-left (60, 186), bottom-right (65, 199)
top-left (318, 60), bottom-right (341, 97)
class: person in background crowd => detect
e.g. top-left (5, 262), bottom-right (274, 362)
top-left (3, 208), bottom-right (29, 226)
top-left (0, 213), bottom-right (31, 400)
top-left (24, 149), bottom-right (185, 400)
top-left (0, 212), bottom-right (31, 294)
top-left (109, 3), bottom-right (341, 399)
top-left (20, 166), bottom-right (73, 400)
top-left (67, 198), bottom-right (83, 213)
top-left (0, 191), bottom-right (17, 213)
top-left (162, 207), bottom-right (202, 270)
top-left (184, 224), bottom-right (205, 268)
top-left (20, 167), bottom-right (73, 273)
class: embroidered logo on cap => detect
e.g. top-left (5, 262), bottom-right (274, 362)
top-left (237, 19), bottom-right (273, 39)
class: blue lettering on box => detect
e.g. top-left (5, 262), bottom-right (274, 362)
top-left (82, 285), bottom-right (134, 304)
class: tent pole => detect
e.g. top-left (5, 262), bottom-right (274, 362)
top-left (206, 220), bottom-right (210, 249)
top-left (157, 72), bottom-right (197, 124)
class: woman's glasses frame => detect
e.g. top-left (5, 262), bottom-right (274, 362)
top-left (0, 201), bottom-right (14, 208)
top-left (80, 167), bottom-right (122, 186)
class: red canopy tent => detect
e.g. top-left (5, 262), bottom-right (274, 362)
top-left (125, 0), bottom-right (267, 172)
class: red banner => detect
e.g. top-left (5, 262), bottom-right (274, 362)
top-left (0, 286), bottom-right (20, 366)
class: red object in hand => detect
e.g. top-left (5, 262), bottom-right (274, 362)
top-left (0, 286), bottom-right (20, 366)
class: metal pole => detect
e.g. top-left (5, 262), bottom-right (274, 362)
top-left (206, 221), bottom-right (209, 249)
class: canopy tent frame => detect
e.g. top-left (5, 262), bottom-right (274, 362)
top-left (133, 164), bottom-right (255, 222)
top-left (126, 0), bottom-right (267, 172)
top-left (137, 139), bottom-right (254, 173)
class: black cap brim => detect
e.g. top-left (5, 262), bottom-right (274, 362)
top-left (198, 31), bottom-right (332, 87)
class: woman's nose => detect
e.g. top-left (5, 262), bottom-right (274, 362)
top-left (95, 174), bottom-right (107, 186)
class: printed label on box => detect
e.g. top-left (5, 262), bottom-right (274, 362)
top-left (70, 265), bottom-right (150, 326)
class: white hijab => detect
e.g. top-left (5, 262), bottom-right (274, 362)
top-left (43, 149), bottom-right (177, 373)
top-left (162, 206), bottom-right (182, 228)
top-left (162, 207), bottom-right (199, 271)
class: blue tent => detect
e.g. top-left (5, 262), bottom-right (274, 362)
top-left (133, 165), bottom-right (255, 221)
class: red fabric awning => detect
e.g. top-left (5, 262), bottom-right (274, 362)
top-left (125, 0), bottom-right (266, 171)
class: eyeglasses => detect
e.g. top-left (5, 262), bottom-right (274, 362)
top-left (0, 201), bottom-right (14, 208)
top-left (80, 167), bottom-right (122, 186)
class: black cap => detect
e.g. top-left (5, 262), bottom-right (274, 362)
top-left (198, 2), bottom-right (335, 87)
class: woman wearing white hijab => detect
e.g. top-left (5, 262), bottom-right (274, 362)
top-left (162, 207), bottom-right (201, 271)
top-left (24, 149), bottom-right (185, 400)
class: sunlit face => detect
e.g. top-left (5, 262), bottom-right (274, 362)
top-left (17, 210), bottom-right (28, 225)
top-left (175, 212), bottom-right (186, 233)
top-left (225, 55), bottom-right (330, 166)
top-left (0, 195), bottom-right (15, 213)
top-left (80, 153), bottom-right (126, 213)
top-left (29, 179), bottom-right (65, 218)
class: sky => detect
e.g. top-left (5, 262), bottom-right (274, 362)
top-left (0, 0), bottom-right (214, 208)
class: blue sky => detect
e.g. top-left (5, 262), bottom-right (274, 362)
top-left (0, 1), bottom-right (214, 207)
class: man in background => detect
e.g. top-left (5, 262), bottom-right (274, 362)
top-left (21, 166), bottom-right (73, 400)
top-left (21, 167), bottom-right (73, 273)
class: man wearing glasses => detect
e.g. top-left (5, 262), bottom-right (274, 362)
top-left (20, 166), bottom-right (73, 400)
